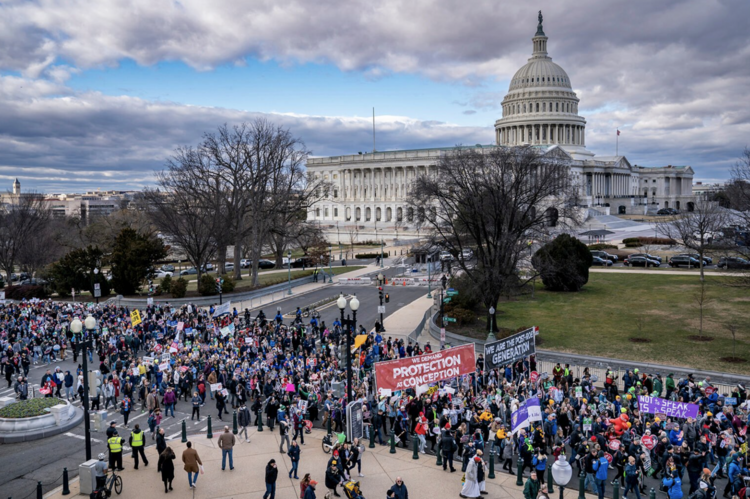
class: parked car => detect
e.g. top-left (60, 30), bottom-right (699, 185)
top-left (657, 208), bottom-right (679, 215)
top-left (439, 251), bottom-right (454, 262)
top-left (629, 253), bottom-right (663, 263)
top-left (180, 267), bottom-right (198, 276)
top-left (290, 257), bottom-right (314, 268)
top-left (590, 250), bottom-right (618, 263)
top-left (461, 249), bottom-right (474, 260)
top-left (152, 270), bottom-right (173, 279)
top-left (224, 263), bottom-right (234, 272)
top-left (20, 278), bottom-right (48, 286)
top-left (678, 253), bottom-right (712, 265)
top-left (717, 257), bottom-right (750, 269)
top-left (624, 256), bottom-right (661, 267)
top-left (258, 259), bottom-right (275, 269)
top-left (160, 264), bottom-right (175, 272)
top-left (668, 255), bottom-right (701, 268)
top-left (240, 259), bottom-right (251, 268)
top-left (591, 256), bottom-right (613, 267)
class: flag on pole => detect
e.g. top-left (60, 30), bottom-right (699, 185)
top-left (617, 129), bottom-right (621, 136)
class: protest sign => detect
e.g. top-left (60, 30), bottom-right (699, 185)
top-left (210, 383), bottom-right (222, 392)
top-left (373, 344), bottom-right (476, 392)
top-left (641, 434), bottom-right (656, 450)
top-left (130, 309), bottom-right (142, 327)
top-left (213, 301), bottom-right (232, 317)
top-left (511, 397), bottom-right (542, 434)
top-left (583, 417), bottom-right (592, 432)
top-left (638, 395), bottom-right (699, 419)
top-left (161, 353), bottom-right (170, 362)
top-left (724, 397), bottom-right (737, 406)
top-left (483, 327), bottom-right (536, 370)
top-left (177, 322), bottom-right (184, 331)
top-left (575, 387), bottom-right (583, 398)
top-left (158, 362), bottom-right (170, 372)
top-left (143, 356), bottom-right (153, 364)
top-left (530, 371), bottom-right (539, 384)
top-left (298, 400), bottom-right (308, 413)
top-left (220, 324), bottom-right (235, 337)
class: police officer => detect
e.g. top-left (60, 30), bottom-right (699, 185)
top-left (129, 423), bottom-right (149, 469)
top-left (108, 429), bottom-right (124, 471)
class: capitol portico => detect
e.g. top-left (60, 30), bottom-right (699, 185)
top-left (306, 12), bottom-right (695, 235)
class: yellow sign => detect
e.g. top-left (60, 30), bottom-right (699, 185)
top-left (130, 309), bottom-right (142, 327)
top-left (351, 334), bottom-right (368, 352)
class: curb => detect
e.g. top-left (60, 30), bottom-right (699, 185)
top-left (0, 406), bottom-right (84, 443)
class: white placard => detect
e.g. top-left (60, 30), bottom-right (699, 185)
top-left (159, 362), bottom-right (170, 372)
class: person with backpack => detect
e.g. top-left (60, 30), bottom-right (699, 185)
top-left (663, 475), bottom-right (684, 499)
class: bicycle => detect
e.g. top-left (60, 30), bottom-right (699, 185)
top-left (97, 469), bottom-right (122, 498)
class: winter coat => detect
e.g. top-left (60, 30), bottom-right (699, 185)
top-left (662, 476), bottom-right (683, 499)
top-left (158, 449), bottom-right (175, 481)
top-left (265, 463), bottom-right (278, 484)
top-left (593, 456), bottom-right (609, 481)
top-left (182, 448), bottom-right (202, 473)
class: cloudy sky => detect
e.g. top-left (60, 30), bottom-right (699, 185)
top-left (1, 0), bottom-right (748, 192)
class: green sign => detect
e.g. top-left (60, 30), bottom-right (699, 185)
top-left (443, 297), bottom-right (452, 303)
top-left (446, 291), bottom-right (459, 296)
top-left (444, 317), bottom-right (457, 323)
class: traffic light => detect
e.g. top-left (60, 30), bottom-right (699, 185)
top-left (385, 293), bottom-right (390, 303)
top-left (215, 278), bottom-right (223, 293)
top-left (148, 279), bottom-right (154, 295)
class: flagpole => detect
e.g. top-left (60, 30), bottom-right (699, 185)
top-left (616, 129), bottom-right (619, 156)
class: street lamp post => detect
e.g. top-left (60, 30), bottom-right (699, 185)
top-left (92, 268), bottom-right (100, 304)
top-left (337, 294), bottom-right (359, 404)
top-left (380, 239), bottom-right (384, 269)
top-left (337, 222), bottom-right (342, 260)
top-left (440, 275), bottom-right (448, 331)
top-left (488, 306), bottom-right (496, 341)
top-left (426, 254), bottom-right (432, 299)
top-left (551, 455), bottom-right (573, 499)
top-left (71, 314), bottom-right (97, 461)
top-left (287, 250), bottom-right (293, 295)
top-left (328, 246), bottom-right (333, 282)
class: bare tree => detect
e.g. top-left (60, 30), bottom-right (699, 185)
top-left (724, 323), bottom-right (739, 360)
top-left (17, 217), bottom-right (67, 278)
top-left (347, 225), bottom-right (359, 259)
top-left (0, 192), bottom-right (52, 283)
top-left (408, 145), bottom-right (582, 331)
top-left (727, 147), bottom-right (750, 217)
top-left (657, 196), bottom-right (728, 281)
top-left (694, 279), bottom-right (711, 340)
top-left (143, 150), bottom-right (222, 281)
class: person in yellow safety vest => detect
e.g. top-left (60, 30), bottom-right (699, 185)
top-left (129, 423), bottom-right (149, 469)
top-left (108, 430), bottom-right (124, 471)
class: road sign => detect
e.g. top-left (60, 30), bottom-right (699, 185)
top-left (440, 327), bottom-right (446, 346)
top-left (346, 400), bottom-right (364, 441)
top-left (377, 305), bottom-right (385, 314)
top-left (446, 291), bottom-right (458, 296)
top-left (93, 283), bottom-right (101, 298)
top-left (443, 297), bottom-right (451, 303)
top-left (444, 317), bottom-right (456, 323)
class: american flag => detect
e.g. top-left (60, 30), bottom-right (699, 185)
top-left (617, 129), bottom-right (621, 136)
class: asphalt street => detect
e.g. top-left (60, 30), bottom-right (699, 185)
top-left (0, 269), bottom-right (429, 499)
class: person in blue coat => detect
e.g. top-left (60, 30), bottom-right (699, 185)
top-left (727, 456), bottom-right (749, 496)
top-left (593, 451), bottom-right (609, 499)
top-left (662, 475), bottom-right (684, 499)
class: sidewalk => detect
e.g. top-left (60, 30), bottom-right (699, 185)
top-left (382, 294), bottom-right (433, 341)
top-left (46, 426), bottom-right (596, 499)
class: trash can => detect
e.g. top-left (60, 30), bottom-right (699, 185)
top-left (79, 459), bottom-right (98, 495)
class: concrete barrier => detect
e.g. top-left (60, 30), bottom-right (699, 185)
top-left (338, 277), bottom-right (373, 285)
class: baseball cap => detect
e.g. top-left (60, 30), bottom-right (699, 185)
top-left (310, 480), bottom-right (318, 486)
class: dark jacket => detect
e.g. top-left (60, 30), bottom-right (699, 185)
top-left (389, 482), bottom-right (409, 499)
top-left (303, 484), bottom-right (316, 499)
top-left (265, 463), bottom-right (278, 484)
top-left (288, 445), bottom-right (301, 462)
top-left (158, 449), bottom-right (175, 481)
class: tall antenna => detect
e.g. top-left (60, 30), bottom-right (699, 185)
top-left (372, 107), bottom-right (376, 153)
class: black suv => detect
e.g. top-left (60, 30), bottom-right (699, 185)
top-left (678, 253), bottom-right (712, 266)
top-left (717, 257), bottom-right (750, 269)
top-left (590, 250), bottom-right (618, 263)
top-left (668, 255), bottom-right (701, 268)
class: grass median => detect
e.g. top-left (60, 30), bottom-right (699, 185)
top-left (458, 273), bottom-right (750, 374)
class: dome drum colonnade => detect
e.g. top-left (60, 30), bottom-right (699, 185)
top-left (495, 12), bottom-right (587, 148)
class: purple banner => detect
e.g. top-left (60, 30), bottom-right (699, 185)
top-left (638, 395), bottom-right (699, 419)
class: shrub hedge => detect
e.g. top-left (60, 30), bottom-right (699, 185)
top-left (4, 285), bottom-right (49, 300)
top-left (170, 278), bottom-right (188, 298)
top-left (354, 252), bottom-right (390, 259)
top-left (0, 397), bottom-right (63, 418)
top-left (587, 244), bottom-right (618, 250)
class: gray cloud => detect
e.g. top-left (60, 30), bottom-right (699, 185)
top-left (0, 0), bottom-right (748, 188)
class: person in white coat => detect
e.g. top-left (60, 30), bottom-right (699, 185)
top-left (460, 453), bottom-right (487, 498)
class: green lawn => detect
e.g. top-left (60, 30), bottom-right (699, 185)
top-left (464, 273), bottom-right (750, 374)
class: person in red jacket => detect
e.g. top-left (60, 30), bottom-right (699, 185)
top-left (415, 412), bottom-right (428, 454)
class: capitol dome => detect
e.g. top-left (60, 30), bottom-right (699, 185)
top-left (495, 11), bottom-right (587, 152)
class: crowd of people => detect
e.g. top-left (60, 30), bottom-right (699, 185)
top-left (1, 298), bottom-right (749, 499)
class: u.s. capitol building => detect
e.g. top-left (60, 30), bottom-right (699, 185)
top-left (306, 13), bottom-right (695, 235)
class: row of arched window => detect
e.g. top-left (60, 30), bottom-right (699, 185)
top-left (513, 75), bottom-right (568, 86)
top-left (504, 100), bottom-right (577, 116)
